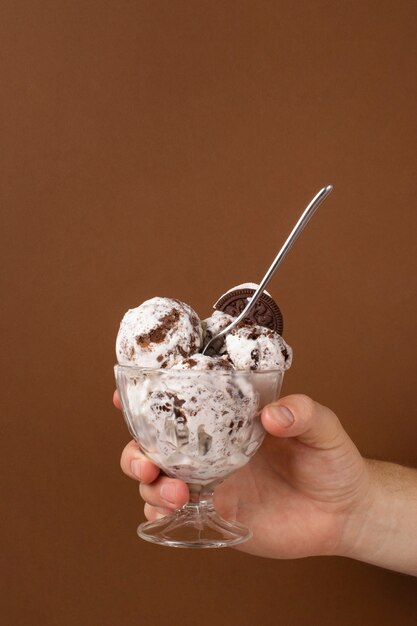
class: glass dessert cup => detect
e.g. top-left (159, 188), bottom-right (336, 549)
top-left (115, 365), bottom-right (283, 548)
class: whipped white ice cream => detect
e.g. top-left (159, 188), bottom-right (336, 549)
top-left (122, 363), bottom-right (262, 484)
top-left (225, 325), bottom-right (292, 371)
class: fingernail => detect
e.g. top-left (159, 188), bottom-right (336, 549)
top-left (268, 405), bottom-right (295, 428)
top-left (160, 483), bottom-right (177, 504)
top-left (131, 459), bottom-right (142, 479)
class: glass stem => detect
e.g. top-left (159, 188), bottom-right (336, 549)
top-left (185, 484), bottom-right (215, 513)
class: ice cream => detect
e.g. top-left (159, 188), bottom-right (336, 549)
top-left (115, 287), bottom-right (291, 484)
top-left (115, 285), bottom-right (292, 372)
top-left (225, 324), bottom-right (292, 371)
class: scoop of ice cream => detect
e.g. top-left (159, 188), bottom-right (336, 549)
top-left (116, 297), bottom-right (202, 368)
top-left (225, 324), bottom-right (292, 371)
top-left (172, 353), bottom-right (234, 371)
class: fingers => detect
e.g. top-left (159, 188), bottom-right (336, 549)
top-left (144, 503), bottom-right (172, 522)
top-left (140, 477), bottom-right (189, 510)
top-left (262, 394), bottom-right (348, 450)
top-left (120, 440), bottom-right (160, 484)
top-left (117, 394), bottom-right (189, 515)
top-left (120, 440), bottom-right (189, 511)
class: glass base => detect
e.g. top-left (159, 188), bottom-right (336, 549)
top-left (137, 502), bottom-right (252, 549)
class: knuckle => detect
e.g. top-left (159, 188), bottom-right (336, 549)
top-left (295, 394), bottom-right (317, 422)
top-left (120, 441), bottom-right (135, 472)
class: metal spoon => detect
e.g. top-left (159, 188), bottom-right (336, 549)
top-left (202, 184), bottom-right (333, 355)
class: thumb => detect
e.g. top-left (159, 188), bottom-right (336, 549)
top-left (261, 394), bottom-right (348, 450)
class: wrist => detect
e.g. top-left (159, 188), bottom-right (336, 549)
top-left (336, 459), bottom-right (387, 558)
top-left (331, 458), bottom-right (374, 557)
top-left (336, 459), bottom-right (417, 576)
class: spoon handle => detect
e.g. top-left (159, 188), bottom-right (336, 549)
top-left (203, 184), bottom-right (333, 353)
top-left (243, 183), bottom-right (333, 318)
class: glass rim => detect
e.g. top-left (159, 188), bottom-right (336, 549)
top-left (114, 363), bottom-right (284, 376)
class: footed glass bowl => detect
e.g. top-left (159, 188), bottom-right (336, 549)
top-left (115, 364), bottom-right (283, 548)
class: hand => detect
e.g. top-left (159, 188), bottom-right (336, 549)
top-left (115, 391), bottom-right (370, 559)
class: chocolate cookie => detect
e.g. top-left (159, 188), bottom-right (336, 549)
top-left (214, 288), bottom-right (284, 334)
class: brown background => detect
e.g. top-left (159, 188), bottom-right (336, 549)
top-left (1, 1), bottom-right (417, 625)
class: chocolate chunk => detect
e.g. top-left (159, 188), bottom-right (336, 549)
top-left (135, 308), bottom-right (180, 347)
top-left (214, 288), bottom-right (284, 334)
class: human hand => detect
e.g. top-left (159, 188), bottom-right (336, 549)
top-left (115, 391), bottom-right (370, 559)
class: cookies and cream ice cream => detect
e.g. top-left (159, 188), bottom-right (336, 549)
top-left (115, 287), bottom-right (291, 484)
